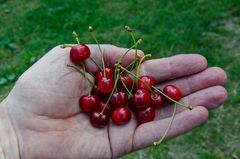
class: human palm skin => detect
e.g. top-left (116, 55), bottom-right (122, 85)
top-left (1, 45), bottom-right (227, 159)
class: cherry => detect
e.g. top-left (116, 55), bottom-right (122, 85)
top-left (163, 85), bottom-right (182, 102)
top-left (70, 44), bottom-right (90, 64)
top-left (133, 89), bottom-right (151, 109)
top-left (138, 75), bottom-right (156, 90)
top-left (90, 111), bottom-right (109, 128)
top-left (117, 73), bottom-right (133, 91)
top-left (136, 106), bottom-right (155, 124)
top-left (111, 107), bottom-right (131, 125)
top-left (91, 86), bottom-right (106, 100)
top-left (98, 77), bottom-right (115, 94)
top-left (128, 97), bottom-right (138, 112)
top-left (96, 67), bottom-right (114, 80)
top-left (79, 95), bottom-right (99, 112)
top-left (110, 91), bottom-right (128, 109)
top-left (96, 101), bottom-right (112, 115)
top-left (151, 90), bottom-right (165, 108)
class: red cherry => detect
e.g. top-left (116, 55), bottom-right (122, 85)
top-left (96, 67), bottom-right (114, 80)
top-left (136, 106), bottom-right (155, 124)
top-left (138, 76), bottom-right (156, 90)
top-left (90, 111), bottom-right (109, 128)
top-left (70, 44), bottom-right (90, 64)
top-left (128, 97), bottom-right (138, 112)
top-left (98, 77), bottom-right (115, 94)
top-left (79, 95), bottom-right (99, 112)
top-left (151, 90), bottom-right (165, 108)
top-left (111, 107), bottom-right (131, 125)
top-left (133, 89), bottom-right (151, 109)
top-left (110, 91), bottom-right (128, 109)
top-left (91, 86), bottom-right (106, 100)
top-left (117, 73), bottom-right (133, 91)
top-left (96, 101), bottom-right (112, 115)
top-left (163, 85), bottom-right (182, 102)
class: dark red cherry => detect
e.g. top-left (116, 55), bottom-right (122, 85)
top-left (163, 85), bottom-right (182, 102)
top-left (151, 90), bottom-right (165, 108)
top-left (117, 73), bottom-right (133, 91)
top-left (79, 95), bottom-right (99, 112)
top-left (96, 101), bottom-right (112, 115)
top-left (110, 91), bottom-right (128, 109)
top-left (98, 77), bottom-right (115, 94)
top-left (128, 97), bottom-right (138, 112)
top-left (111, 107), bottom-right (131, 125)
top-left (138, 75), bottom-right (156, 90)
top-left (96, 67), bottom-right (114, 80)
top-left (133, 89), bottom-right (151, 109)
top-left (91, 86), bottom-right (106, 100)
top-left (70, 44), bottom-right (90, 64)
top-left (90, 111), bottom-right (109, 128)
top-left (136, 106), bottom-right (155, 124)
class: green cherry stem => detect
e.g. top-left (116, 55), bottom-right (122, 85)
top-left (89, 26), bottom-right (106, 77)
top-left (66, 64), bottom-right (94, 86)
top-left (152, 86), bottom-right (193, 110)
top-left (82, 63), bottom-right (91, 96)
top-left (153, 103), bottom-right (177, 146)
top-left (118, 65), bottom-right (193, 110)
top-left (72, 31), bottom-right (80, 44)
top-left (100, 73), bottom-right (120, 115)
top-left (120, 77), bottom-right (133, 97)
top-left (60, 44), bottom-right (74, 48)
top-left (136, 54), bottom-right (152, 78)
top-left (117, 39), bottom-right (142, 64)
top-left (90, 57), bottom-right (103, 71)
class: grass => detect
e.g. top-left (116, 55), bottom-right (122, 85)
top-left (0, 0), bottom-right (240, 158)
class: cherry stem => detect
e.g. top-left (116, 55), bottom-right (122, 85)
top-left (117, 39), bottom-right (142, 64)
top-left (153, 103), bottom-right (177, 146)
top-left (152, 86), bottom-right (193, 110)
top-left (72, 31), bottom-right (80, 44)
top-left (118, 65), bottom-right (193, 110)
top-left (66, 64), bottom-right (94, 86)
top-left (89, 26), bottom-right (106, 77)
top-left (60, 44), bottom-right (73, 48)
top-left (90, 57), bottom-right (103, 71)
top-left (100, 73), bottom-right (120, 115)
top-left (82, 63), bottom-right (91, 96)
top-left (136, 54), bottom-right (152, 78)
top-left (120, 76), bottom-right (133, 97)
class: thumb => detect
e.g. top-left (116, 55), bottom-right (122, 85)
top-left (85, 44), bottom-right (144, 73)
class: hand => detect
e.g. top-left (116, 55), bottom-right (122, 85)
top-left (2, 45), bottom-right (227, 159)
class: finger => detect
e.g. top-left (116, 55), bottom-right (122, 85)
top-left (133, 106), bottom-right (208, 151)
top-left (157, 67), bottom-right (227, 96)
top-left (155, 86), bottom-right (228, 120)
top-left (85, 44), bottom-right (144, 73)
top-left (140, 54), bottom-right (207, 82)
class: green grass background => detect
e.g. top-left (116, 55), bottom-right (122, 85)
top-left (0, 0), bottom-right (240, 158)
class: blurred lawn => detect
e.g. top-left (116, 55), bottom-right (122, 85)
top-left (0, 0), bottom-right (240, 158)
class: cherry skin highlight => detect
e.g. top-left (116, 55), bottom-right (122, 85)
top-left (133, 89), bottom-right (151, 109)
top-left (136, 106), bottom-right (155, 124)
top-left (70, 44), bottom-right (90, 64)
top-left (90, 111), bottom-right (109, 128)
top-left (138, 75), bottom-right (156, 90)
top-left (151, 90), bottom-right (165, 108)
top-left (111, 107), bottom-right (131, 125)
top-left (96, 67), bottom-right (114, 80)
top-left (110, 91), bottom-right (128, 109)
top-left (163, 85), bottom-right (182, 102)
top-left (79, 95), bottom-right (100, 113)
top-left (98, 77), bottom-right (115, 94)
top-left (117, 73), bottom-right (133, 91)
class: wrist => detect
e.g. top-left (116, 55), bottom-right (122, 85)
top-left (0, 100), bottom-right (20, 159)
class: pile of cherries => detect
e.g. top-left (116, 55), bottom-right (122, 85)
top-left (62, 27), bottom-right (192, 131)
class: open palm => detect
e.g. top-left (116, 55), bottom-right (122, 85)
top-left (5, 45), bottom-right (227, 159)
